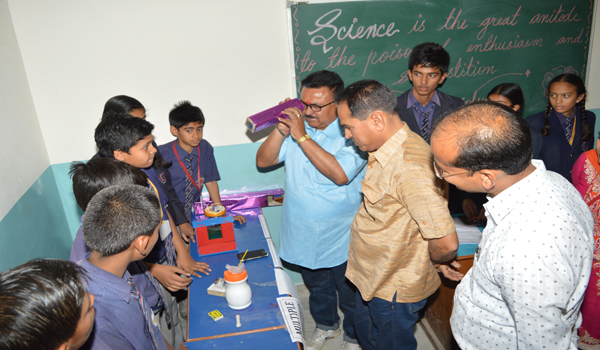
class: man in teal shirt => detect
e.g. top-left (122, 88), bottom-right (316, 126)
top-left (256, 70), bottom-right (367, 350)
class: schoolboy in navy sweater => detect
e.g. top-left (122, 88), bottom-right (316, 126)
top-left (397, 42), bottom-right (470, 213)
top-left (396, 42), bottom-right (463, 142)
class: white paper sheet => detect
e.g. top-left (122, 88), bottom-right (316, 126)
top-left (453, 217), bottom-right (483, 244)
top-left (277, 296), bottom-right (304, 345)
top-left (267, 238), bottom-right (282, 268)
top-left (159, 219), bottom-right (171, 240)
top-left (275, 268), bottom-right (300, 300)
top-left (258, 215), bottom-right (271, 239)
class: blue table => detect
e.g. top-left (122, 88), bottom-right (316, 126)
top-left (452, 213), bottom-right (483, 256)
top-left (457, 243), bottom-right (478, 256)
top-left (184, 207), bottom-right (299, 349)
top-left (184, 328), bottom-right (298, 349)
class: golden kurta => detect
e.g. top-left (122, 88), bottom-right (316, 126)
top-left (346, 124), bottom-right (455, 303)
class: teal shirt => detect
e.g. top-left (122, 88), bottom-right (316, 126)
top-left (277, 118), bottom-right (367, 269)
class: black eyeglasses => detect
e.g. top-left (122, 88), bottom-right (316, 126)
top-left (301, 100), bottom-right (336, 112)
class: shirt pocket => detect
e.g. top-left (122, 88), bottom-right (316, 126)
top-left (361, 179), bottom-right (388, 221)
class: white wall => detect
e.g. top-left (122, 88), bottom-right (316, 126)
top-left (8, 0), bottom-right (294, 164)
top-left (8, 0), bottom-right (600, 164)
top-left (0, 0), bottom-right (50, 218)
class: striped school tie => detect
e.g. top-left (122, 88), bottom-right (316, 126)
top-left (127, 278), bottom-right (163, 350)
top-left (414, 102), bottom-right (433, 143)
top-left (147, 179), bottom-right (177, 267)
top-left (184, 155), bottom-right (194, 221)
top-left (564, 116), bottom-right (575, 145)
top-left (165, 234), bottom-right (176, 266)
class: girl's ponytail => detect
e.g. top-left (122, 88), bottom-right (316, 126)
top-left (579, 95), bottom-right (592, 141)
top-left (541, 100), bottom-right (552, 137)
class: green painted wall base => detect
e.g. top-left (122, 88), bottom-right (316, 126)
top-left (0, 167), bottom-right (72, 271)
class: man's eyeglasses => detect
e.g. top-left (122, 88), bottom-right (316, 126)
top-left (433, 160), bottom-right (472, 180)
top-left (302, 100), bottom-right (336, 112)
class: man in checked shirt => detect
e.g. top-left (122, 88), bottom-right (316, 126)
top-left (431, 100), bottom-right (593, 350)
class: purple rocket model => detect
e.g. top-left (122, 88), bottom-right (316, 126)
top-left (245, 98), bottom-right (305, 133)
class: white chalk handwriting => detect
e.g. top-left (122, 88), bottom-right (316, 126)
top-left (446, 57), bottom-right (498, 79)
top-left (438, 8), bottom-right (468, 31)
top-left (307, 9), bottom-right (400, 53)
top-left (555, 28), bottom-right (584, 44)
top-left (477, 6), bottom-right (521, 40)
top-left (529, 5), bottom-right (581, 24)
top-left (362, 45), bottom-right (412, 77)
top-left (408, 14), bottom-right (426, 33)
top-left (467, 34), bottom-right (543, 52)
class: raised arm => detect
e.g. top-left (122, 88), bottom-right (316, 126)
top-left (256, 98), bottom-right (294, 168)
top-left (278, 106), bottom-right (349, 185)
top-left (255, 122), bottom-right (288, 168)
top-left (297, 137), bottom-right (348, 185)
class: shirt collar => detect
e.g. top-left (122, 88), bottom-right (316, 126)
top-left (484, 159), bottom-right (545, 225)
top-left (173, 140), bottom-right (197, 158)
top-left (370, 123), bottom-right (410, 168)
top-left (305, 117), bottom-right (343, 140)
top-left (407, 89), bottom-right (441, 109)
top-left (79, 254), bottom-right (133, 303)
top-left (554, 106), bottom-right (580, 124)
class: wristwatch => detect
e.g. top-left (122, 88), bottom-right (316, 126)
top-left (297, 134), bottom-right (311, 144)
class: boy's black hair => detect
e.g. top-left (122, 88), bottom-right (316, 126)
top-left (96, 111), bottom-right (171, 169)
top-left (0, 259), bottom-right (88, 350)
top-left (408, 42), bottom-right (451, 74)
top-left (103, 95), bottom-right (145, 115)
top-left (70, 158), bottom-right (148, 211)
top-left (542, 73), bottom-right (591, 141)
top-left (487, 83), bottom-right (525, 118)
top-left (169, 101), bottom-right (205, 129)
top-left (301, 70), bottom-right (345, 101)
top-left (337, 79), bottom-right (397, 121)
top-left (83, 184), bottom-right (161, 257)
top-left (95, 112), bottom-right (154, 158)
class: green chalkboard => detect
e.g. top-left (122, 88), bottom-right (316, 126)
top-left (288, 0), bottom-right (594, 117)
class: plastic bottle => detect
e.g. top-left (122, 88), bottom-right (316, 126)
top-left (224, 269), bottom-right (252, 310)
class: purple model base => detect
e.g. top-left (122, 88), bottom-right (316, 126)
top-left (193, 189), bottom-right (284, 220)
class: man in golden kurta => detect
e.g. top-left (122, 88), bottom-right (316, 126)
top-left (337, 79), bottom-right (459, 350)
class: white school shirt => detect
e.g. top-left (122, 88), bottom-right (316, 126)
top-left (450, 160), bottom-right (594, 350)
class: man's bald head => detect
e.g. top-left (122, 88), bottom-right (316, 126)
top-left (431, 100), bottom-right (532, 175)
